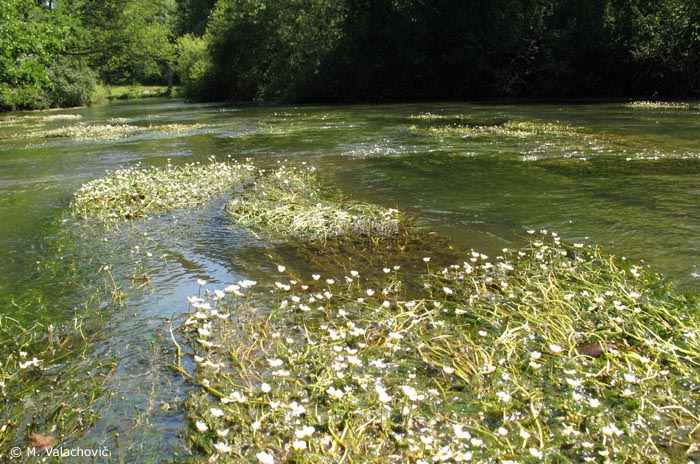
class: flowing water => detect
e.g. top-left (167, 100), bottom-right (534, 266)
top-left (1, 99), bottom-right (699, 461)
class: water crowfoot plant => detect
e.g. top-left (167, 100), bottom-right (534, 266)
top-left (626, 101), bottom-right (692, 109)
top-left (226, 163), bottom-right (402, 240)
top-left (177, 232), bottom-right (700, 463)
top-left (72, 159), bottom-right (256, 221)
top-left (0, 315), bottom-right (114, 459)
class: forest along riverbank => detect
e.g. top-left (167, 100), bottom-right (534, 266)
top-left (0, 99), bottom-right (699, 462)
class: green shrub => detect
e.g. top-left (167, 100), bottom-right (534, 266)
top-left (175, 34), bottom-right (213, 100)
top-left (47, 61), bottom-right (97, 108)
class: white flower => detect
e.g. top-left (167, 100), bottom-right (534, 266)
top-left (423, 257), bottom-right (431, 263)
top-left (519, 429), bottom-right (531, 440)
top-left (549, 344), bottom-right (563, 353)
top-left (277, 265), bottom-right (286, 272)
top-left (197, 279), bottom-right (207, 286)
top-left (289, 402), bottom-right (306, 416)
top-left (256, 451), bottom-right (275, 464)
top-left (327, 386), bottom-right (344, 400)
top-left (195, 421), bottom-right (208, 432)
top-left (496, 391), bottom-right (511, 402)
top-left (497, 427), bottom-right (508, 436)
top-left (295, 425), bottom-right (315, 439)
top-left (261, 383), bottom-right (271, 393)
top-left (239, 279), bottom-right (257, 288)
top-left (566, 378), bottom-right (582, 387)
top-left (197, 327), bottom-right (211, 338)
top-left (602, 423), bottom-right (624, 437)
top-left (589, 398), bottom-right (600, 408)
top-left (365, 288), bottom-right (375, 296)
top-left (375, 384), bottom-right (393, 403)
top-left (268, 358), bottom-right (284, 367)
top-left (210, 408), bottom-right (224, 417)
top-left (529, 447), bottom-right (543, 459)
top-left (312, 274), bottom-right (321, 280)
top-left (443, 366), bottom-right (455, 374)
top-left (400, 385), bottom-right (424, 401)
top-left (19, 357), bottom-right (41, 369)
top-left (213, 441), bottom-right (232, 453)
top-left (453, 424), bottom-right (471, 440)
top-left (443, 286), bottom-right (453, 295)
top-left (292, 440), bottom-right (307, 450)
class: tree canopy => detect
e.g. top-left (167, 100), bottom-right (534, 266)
top-left (187, 0), bottom-right (700, 102)
top-left (1, 0), bottom-right (699, 110)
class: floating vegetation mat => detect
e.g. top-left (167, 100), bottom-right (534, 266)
top-left (626, 101), bottom-right (692, 109)
top-left (177, 231), bottom-right (700, 463)
top-left (149, 123), bottom-right (206, 135)
top-left (1, 122), bottom-right (208, 142)
top-left (406, 118), bottom-right (673, 161)
top-left (410, 120), bottom-right (583, 139)
top-left (39, 123), bottom-right (141, 141)
top-left (72, 159), bottom-right (256, 221)
top-left (227, 163), bottom-right (402, 240)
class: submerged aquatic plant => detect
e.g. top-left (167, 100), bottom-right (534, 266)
top-left (3, 121), bottom-right (207, 142)
top-left (227, 163), bottom-right (402, 240)
top-left (0, 315), bottom-right (114, 459)
top-left (626, 101), bottom-right (691, 109)
top-left (72, 159), bottom-right (256, 221)
top-left (148, 123), bottom-right (206, 135)
top-left (177, 231), bottom-right (700, 463)
top-left (39, 123), bottom-right (141, 141)
top-left (412, 120), bottom-right (583, 138)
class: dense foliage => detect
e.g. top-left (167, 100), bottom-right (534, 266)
top-left (190, 0), bottom-right (700, 102)
top-left (1, 0), bottom-right (699, 110)
top-left (0, 0), bottom-right (72, 110)
top-left (0, 0), bottom-right (178, 110)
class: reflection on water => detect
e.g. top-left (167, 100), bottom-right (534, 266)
top-left (1, 98), bottom-right (699, 461)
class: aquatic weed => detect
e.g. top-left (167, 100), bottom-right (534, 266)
top-left (226, 163), bottom-right (402, 240)
top-left (0, 315), bottom-right (114, 459)
top-left (39, 123), bottom-right (141, 140)
top-left (72, 159), bottom-right (256, 221)
top-left (626, 101), bottom-right (691, 109)
top-left (177, 232), bottom-right (700, 463)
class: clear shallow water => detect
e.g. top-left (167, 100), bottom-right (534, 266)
top-left (1, 99), bottom-right (699, 461)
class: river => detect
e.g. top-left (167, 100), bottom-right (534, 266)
top-left (0, 98), bottom-right (698, 461)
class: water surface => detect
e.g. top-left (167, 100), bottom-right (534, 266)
top-left (1, 99), bottom-right (698, 461)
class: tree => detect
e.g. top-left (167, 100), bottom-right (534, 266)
top-left (0, 0), bottom-right (69, 109)
top-left (75, 0), bottom-right (178, 86)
